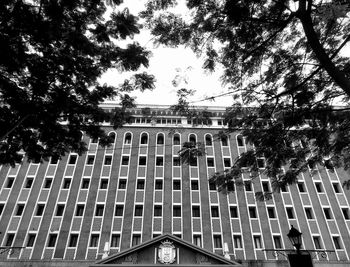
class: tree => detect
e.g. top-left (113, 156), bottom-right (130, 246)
top-left (0, 0), bottom-right (155, 166)
top-left (141, 0), bottom-right (350, 196)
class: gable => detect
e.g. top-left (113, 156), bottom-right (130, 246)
top-left (92, 234), bottom-right (241, 266)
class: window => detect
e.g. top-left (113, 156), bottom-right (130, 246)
top-left (221, 136), bottom-right (228, 146)
top-left (109, 133), bottom-right (116, 143)
top-left (223, 158), bottom-right (231, 168)
top-left (267, 207), bottom-right (275, 218)
top-left (273, 236), bottom-right (282, 249)
top-left (140, 133), bottom-right (148, 144)
top-left (5, 233), bottom-right (14, 246)
top-left (189, 134), bottom-right (196, 144)
top-left (139, 156), bottom-right (147, 166)
top-left (111, 234), bottom-right (120, 248)
top-left (157, 134), bottom-right (164, 145)
top-left (25, 178), bottom-right (33, 188)
top-left (262, 182), bottom-right (269, 192)
top-left (100, 179), bottom-right (108, 189)
top-left (90, 234), bottom-right (99, 247)
top-left (280, 184), bottom-right (288, 192)
top-left (173, 134), bottom-right (180, 145)
top-left (6, 177), bottom-right (14, 188)
top-left (119, 179), bottom-right (127, 189)
top-left (69, 234), bottom-right (78, 247)
top-left (205, 135), bottom-right (212, 146)
top-left (257, 158), bottom-right (265, 168)
top-left (207, 158), bottom-right (214, 167)
top-left (189, 158), bottom-right (197, 167)
top-left (237, 135), bottom-right (244, 147)
top-left (44, 178), bottom-right (52, 189)
top-left (26, 234), bottom-right (36, 247)
top-left (173, 180), bottom-right (181, 190)
top-left (154, 205), bottom-right (162, 217)
top-left (104, 156), bottom-right (112, 165)
top-left (47, 234), bottom-right (57, 247)
top-left (121, 156), bottom-right (129, 165)
top-left (56, 204), bottom-right (64, 216)
top-left (0, 204), bottom-right (4, 216)
top-left (173, 206), bottom-right (181, 217)
top-left (63, 178), bottom-right (71, 189)
top-left (305, 208), bottom-right (313, 219)
top-left (50, 155), bottom-right (59, 164)
top-left (16, 204), bottom-right (24, 216)
top-left (86, 155), bottom-right (95, 165)
top-left (68, 155), bottom-right (77, 165)
top-left (298, 182), bottom-right (305, 192)
top-left (213, 235), bottom-right (222, 248)
top-left (134, 205), bottom-right (143, 217)
top-left (333, 236), bottom-right (342, 249)
top-left (76, 205), bottom-right (84, 216)
top-left (244, 181), bottom-right (252, 191)
top-left (136, 179), bottom-right (145, 190)
top-left (192, 206), bottom-right (200, 217)
top-left (211, 206), bottom-right (219, 217)
top-left (342, 208), bottom-right (350, 219)
top-left (193, 235), bottom-right (202, 247)
top-left (227, 181), bottom-right (235, 191)
top-left (95, 205), bottom-right (104, 216)
top-left (155, 180), bottom-right (163, 190)
top-left (249, 207), bottom-right (257, 218)
top-left (132, 235), bottom-right (141, 246)
top-left (174, 233), bottom-right (182, 238)
top-left (324, 208), bottom-right (332, 219)
top-left (254, 236), bottom-right (262, 249)
top-left (36, 204), bottom-right (45, 216)
top-left (233, 235), bottom-right (242, 248)
top-left (286, 207), bottom-right (294, 219)
top-left (82, 179), bottom-right (90, 189)
top-left (313, 236), bottom-right (322, 249)
top-left (209, 182), bottom-right (216, 191)
top-left (333, 183), bottom-right (341, 193)
top-left (91, 137), bottom-right (98, 143)
top-left (230, 206), bottom-right (238, 218)
top-left (124, 133), bottom-right (132, 144)
top-left (191, 180), bottom-right (199, 190)
top-left (115, 205), bottom-right (124, 216)
top-left (173, 157), bottom-right (180, 166)
top-left (156, 157), bottom-right (164, 166)
top-left (315, 182), bottom-right (323, 193)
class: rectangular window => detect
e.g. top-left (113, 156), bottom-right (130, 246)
top-left (118, 179), bottom-right (127, 189)
top-left (5, 233), bottom-right (15, 247)
top-left (298, 182), bottom-right (305, 192)
top-left (230, 206), bottom-right (238, 218)
top-left (333, 183), bottom-right (341, 193)
top-left (95, 205), bottom-right (104, 216)
top-left (44, 178), bottom-right (52, 189)
top-left (25, 178), bottom-right (34, 189)
top-left (189, 158), bottom-right (197, 167)
top-left (68, 155), bottom-right (77, 165)
top-left (47, 234), bottom-right (57, 247)
top-left (173, 157), bottom-right (180, 166)
top-left (313, 236), bottom-right (322, 249)
top-left (111, 234), bottom-right (120, 248)
top-left (262, 182), bottom-right (269, 192)
top-left (244, 181), bottom-right (252, 191)
top-left (6, 177), bottom-right (14, 188)
top-left (81, 179), bottom-right (90, 189)
top-left (211, 206), bottom-right (219, 217)
top-left (139, 156), bottom-right (147, 166)
top-left (76, 205), bottom-right (84, 216)
top-left (90, 234), bottom-right (99, 247)
top-left (192, 206), bottom-right (200, 217)
top-left (305, 208), bottom-right (313, 219)
top-left (324, 208), bottom-right (332, 219)
top-left (333, 236), bottom-right (342, 249)
top-left (154, 205), bottom-right (162, 217)
top-left (267, 207), bottom-right (275, 218)
top-left (315, 182), bottom-right (323, 193)
top-left (257, 158), bottom-right (265, 168)
top-left (16, 204), bottom-right (24, 216)
top-left (280, 184), bottom-right (288, 192)
top-left (173, 180), bottom-right (181, 190)
top-left (213, 235), bottom-right (222, 248)
top-left (132, 235), bottom-right (141, 246)
top-left (63, 178), bottom-right (71, 189)
top-left (0, 204), bottom-right (4, 216)
top-left (156, 157), bottom-right (164, 166)
top-left (249, 207), bottom-right (257, 218)
top-left (273, 236), bottom-right (282, 249)
top-left (342, 208), bottom-right (350, 219)
top-left (286, 207), bottom-right (294, 219)
top-left (233, 235), bottom-right (242, 248)
top-left (134, 205), bottom-right (143, 217)
top-left (193, 235), bottom-right (202, 247)
top-left (191, 180), bottom-right (199, 190)
top-left (115, 205), bottom-right (124, 216)
top-left (173, 206), bottom-right (181, 217)
top-left (50, 155), bottom-right (59, 164)
top-left (137, 179), bottom-right (145, 190)
top-left (209, 182), bottom-right (216, 191)
top-left (100, 179), bottom-right (108, 189)
top-left (207, 158), bottom-right (214, 167)
top-left (254, 236), bottom-right (262, 249)
top-left (56, 204), bottom-right (64, 216)
top-left (121, 156), bottom-right (129, 165)
top-left (69, 234), bottom-right (78, 247)
top-left (104, 155), bottom-right (112, 165)
top-left (36, 204), bottom-right (45, 216)
top-left (86, 155), bottom-right (95, 165)
top-left (155, 179), bottom-right (163, 190)
top-left (223, 158), bottom-right (231, 168)
top-left (26, 234), bottom-right (36, 247)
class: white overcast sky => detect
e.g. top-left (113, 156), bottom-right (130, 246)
top-left (100, 0), bottom-right (234, 107)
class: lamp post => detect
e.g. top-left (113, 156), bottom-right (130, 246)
top-left (287, 225), bottom-right (302, 254)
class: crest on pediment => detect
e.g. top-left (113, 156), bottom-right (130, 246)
top-left (157, 240), bottom-right (176, 264)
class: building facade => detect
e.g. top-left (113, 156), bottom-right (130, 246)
top-left (0, 104), bottom-right (349, 267)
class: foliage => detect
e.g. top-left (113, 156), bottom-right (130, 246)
top-left (0, 0), bottom-right (155, 166)
top-left (142, 0), bottom-right (350, 196)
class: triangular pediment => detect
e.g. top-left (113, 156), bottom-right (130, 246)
top-left (91, 234), bottom-right (241, 266)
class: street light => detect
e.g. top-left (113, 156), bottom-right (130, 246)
top-left (287, 225), bottom-right (302, 254)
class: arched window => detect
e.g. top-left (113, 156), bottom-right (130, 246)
top-left (140, 133), bottom-right (148, 144)
top-left (237, 135), bottom-right (244, 147)
top-left (205, 134), bottom-right (212, 146)
top-left (189, 134), bottom-right (196, 145)
top-left (157, 134), bottom-right (164, 145)
top-left (109, 132), bottom-right (116, 143)
top-left (221, 136), bottom-right (228, 146)
top-left (124, 133), bottom-right (132, 144)
top-left (173, 134), bottom-right (180, 145)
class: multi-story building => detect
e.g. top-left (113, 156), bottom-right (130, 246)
top-left (0, 104), bottom-right (349, 267)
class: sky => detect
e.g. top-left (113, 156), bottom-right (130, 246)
top-left (100, 0), bottom-right (234, 107)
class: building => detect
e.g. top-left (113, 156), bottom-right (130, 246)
top-left (0, 104), bottom-right (349, 267)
